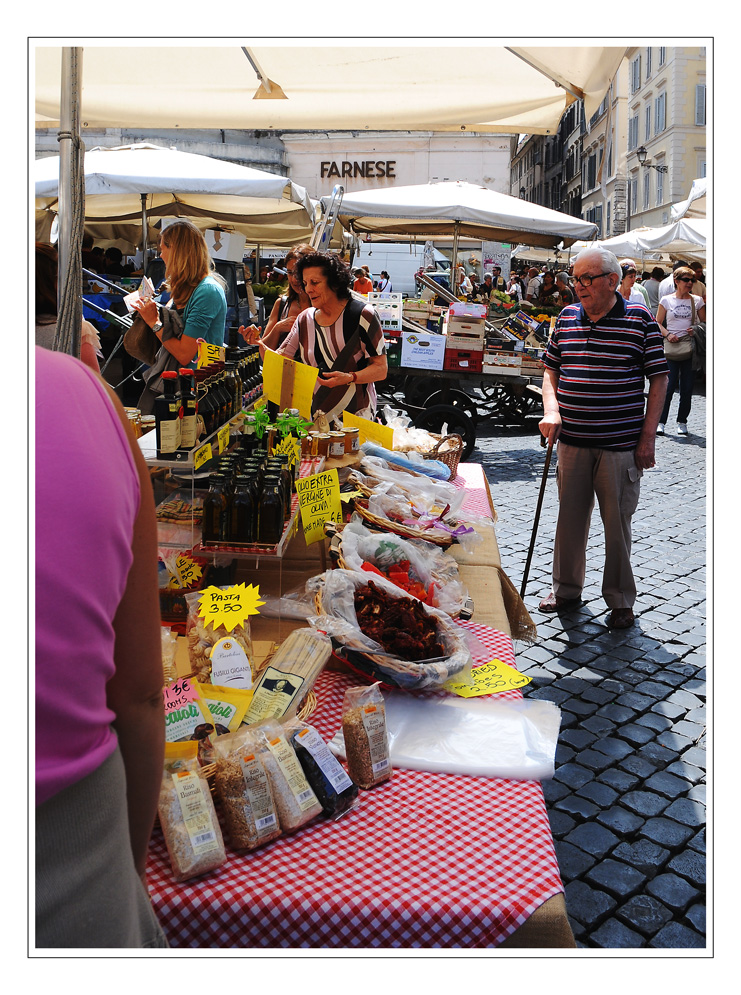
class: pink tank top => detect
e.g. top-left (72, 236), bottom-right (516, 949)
top-left (35, 348), bottom-right (141, 806)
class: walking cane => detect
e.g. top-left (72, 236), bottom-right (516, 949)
top-left (520, 433), bottom-right (555, 599)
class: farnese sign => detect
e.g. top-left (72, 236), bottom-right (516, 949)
top-left (320, 160), bottom-right (396, 179)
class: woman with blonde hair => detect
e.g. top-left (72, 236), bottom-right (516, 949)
top-left (132, 219), bottom-right (227, 367)
top-left (131, 219), bottom-right (227, 412)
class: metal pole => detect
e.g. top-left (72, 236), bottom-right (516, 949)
top-left (451, 222), bottom-right (460, 296)
top-left (57, 46), bottom-right (84, 358)
top-left (141, 193), bottom-right (148, 271)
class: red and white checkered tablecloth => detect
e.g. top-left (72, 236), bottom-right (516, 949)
top-left (451, 462), bottom-right (495, 519)
top-left (146, 621), bottom-right (563, 948)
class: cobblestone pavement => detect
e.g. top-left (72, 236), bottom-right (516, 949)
top-left (471, 388), bottom-right (707, 950)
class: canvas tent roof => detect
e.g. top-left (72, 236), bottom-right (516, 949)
top-left (670, 178), bottom-right (707, 222)
top-left (34, 43), bottom-right (627, 136)
top-left (330, 181), bottom-right (598, 249)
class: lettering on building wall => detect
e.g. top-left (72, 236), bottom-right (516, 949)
top-left (320, 161), bottom-right (397, 179)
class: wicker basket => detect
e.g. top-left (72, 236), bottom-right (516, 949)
top-left (353, 499), bottom-right (453, 548)
top-left (424, 434), bottom-right (464, 478)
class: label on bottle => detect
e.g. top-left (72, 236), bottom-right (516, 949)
top-left (159, 412), bottom-right (181, 453)
top-left (180, 407), bottom-right (198, 450)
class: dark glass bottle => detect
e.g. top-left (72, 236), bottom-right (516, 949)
top-left (178, 369), bottom-right (198, 452)
top-left (257, 479), bottom-right (284, 546)
top-left (202, 473), bottom-right (231, 545)
top-left (230, 474), bottom-right (256, 545)
top-left (154, 371), bottom-right (182, 460)
top-left (195, 372), bottom-right (217, 437)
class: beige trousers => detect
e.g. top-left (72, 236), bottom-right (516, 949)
top-left (552, 443), bottom-right (643, 609)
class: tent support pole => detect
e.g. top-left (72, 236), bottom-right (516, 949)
top-left (56, 46), bottom-right (84, 358)
top-left (451, 222), bottom-right (460, 296)
top-left (141, 193), bottom-right (148, 271)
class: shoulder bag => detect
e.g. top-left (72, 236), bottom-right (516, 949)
top-left (663, 297), bottom-right (696, 361)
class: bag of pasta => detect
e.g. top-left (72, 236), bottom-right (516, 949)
top-left (184, 589), bottom-right (254, 686)
top-left (158, 742), bottom-right (226, 882)
top-left (341, 683), bottom-right (392, 790)
top-left (213, 727), bottom-right (282, 851)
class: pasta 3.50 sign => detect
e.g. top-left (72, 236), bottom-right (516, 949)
top-left (198, 583), bottom-right (265, 632)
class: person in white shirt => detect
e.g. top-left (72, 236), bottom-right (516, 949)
top-left (655, 266), bottom-right (706, 437)
top-left (658, 261), bottom-right (688, 302)
top-left (618, 262), bottom-right (649, 306)
top-left (525, 267), bottom-right (542, 301)
top-left (620, 259), bottom-right (650, 308)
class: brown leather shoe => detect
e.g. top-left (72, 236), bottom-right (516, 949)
top-left (607, 608), bottom-right (635, 629)
top-left (539, 591), bottom-right (582, 613)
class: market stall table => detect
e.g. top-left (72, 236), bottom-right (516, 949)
top-left (145, 460), bottom-right (574, 948)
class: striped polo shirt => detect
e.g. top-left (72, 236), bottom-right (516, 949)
top-left (543, 293), bottom-right (669, 450)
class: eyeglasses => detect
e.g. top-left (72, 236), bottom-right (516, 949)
top-left (677, 277), bottom-right (694, 283)
top-left (573, 272), bottom-right (612, 288)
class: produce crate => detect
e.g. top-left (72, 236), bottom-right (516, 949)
top-left (443, 348), bottom-right (483, 373)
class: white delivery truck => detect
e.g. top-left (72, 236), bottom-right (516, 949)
top-left (351, 242), bottom-right (451, 296)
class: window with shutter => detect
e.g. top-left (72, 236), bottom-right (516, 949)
top-left (695, 84), bottom-right (706, 126)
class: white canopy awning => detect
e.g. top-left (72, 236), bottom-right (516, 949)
top-left (34, 143), bottom-right (315, 245)
top-left (596, 220), bottom-right (707, 260)
top-left (330, 181), bottom-right (598, 249)
top-left (34, 43), bottom-right (627, 136)
top-left (670, 177), bottom-right (707, 222)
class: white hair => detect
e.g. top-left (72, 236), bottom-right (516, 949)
top-left (574, 246), bottom-right (622, 281)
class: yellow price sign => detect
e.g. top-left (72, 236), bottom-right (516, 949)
top-left (217, 423), bottom-right (231, 454)
top-left (197, 341), bottom-right (225, 369)
top-left (272, 434), bottom-right (300, 469)
top-left (443, 658), bottom-right (531, 698)
top-left (342, 410), bottom-right (394, 450)
top-left (193, 442), bottom-right (212, 471)
top-left (198, 583), bottom-right (265, 633)
top-left (295, 468), bottom-right (342, 545)
top-left (168, 554), bottom-right (203, 590)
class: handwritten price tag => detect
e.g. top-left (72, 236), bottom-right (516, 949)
top-left (194, 442), bottom-right (212, 471)
top-left (443, 658), bottom-right (532, 698)
top-left (217, 423), bottom-right (230, 454)
top-left (197, 340), bottom-right (225, 369)
top-left (272, 434), bottom-right (300, 469)
top-left (162, 677), bottom-right (199, 712)
top-left (168, 554), bottom-right (203, 590)
top-left (198, 583), bottom-right (265, 632)
top-left (295, 468), bottom-right (342, 545)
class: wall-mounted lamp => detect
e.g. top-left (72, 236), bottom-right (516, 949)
top-left (519, 187), bottom-right (526, 199)
top-left (636, 146), bottom-right (668, 173)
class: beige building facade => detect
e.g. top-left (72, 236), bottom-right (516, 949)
top-left (624, 45), bottom-right (707, 229)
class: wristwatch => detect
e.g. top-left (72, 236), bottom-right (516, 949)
top-left (152, 320), bottom-right (163, 333)
top-left (350, 371), bottom-right (358, 383)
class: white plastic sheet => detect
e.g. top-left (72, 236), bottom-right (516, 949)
top-left (331, 691), bottom-right (561, 781)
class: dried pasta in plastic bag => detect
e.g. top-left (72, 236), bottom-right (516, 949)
top-left (213, 727), bottom-right (282, 851)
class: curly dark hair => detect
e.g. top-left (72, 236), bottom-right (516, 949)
top-left (296, 251), bottom-right (353, 300)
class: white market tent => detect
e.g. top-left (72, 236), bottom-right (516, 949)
top-left (329, 181), bottom-right (598, 278)
top-left (670, 177), bottom-right (707, 222)
top-left (34, 42), bottom-right (626, 354)
top-left (35, 142), bottom-right (316, 250)
top-left (35, 44), bottom-right (627, 136)
top-left (595, 219), bottom-right (707, 263)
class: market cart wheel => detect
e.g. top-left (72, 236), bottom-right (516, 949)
top-left (423, 389), bottom-right (480, 423)
top-left (403, 375), bottom-right (442, 408)
top-left (412, 404), bottom-right (476, 461)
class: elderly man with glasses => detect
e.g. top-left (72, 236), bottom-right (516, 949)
top-left (537, 247), bottom-right (669, 630)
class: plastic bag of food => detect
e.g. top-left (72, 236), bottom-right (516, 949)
top-left (163, 676), bottom-right (216, 747)
top-left (212, 727), bottom-right (282, 851)
top-left (252, 720), bottom-right (323, 832)
top-left (307, 569), bottom-right (473, 690)
top-left (200, 684), bottom-right (254, 735)
top-left (338, 519), bottom-right (470, 617)
top-left (158, 742), bottom-right (226, 882)
top-left (288, 720), bottom-right (359, 820)
top-left (184, 589), bottom-right (254, 686)
top-left (243, 628), bottom-right (332, 724)
top-left (161, 627), bottom-right (179, 685)
top-left (341, 683), bottom-right (392, 789)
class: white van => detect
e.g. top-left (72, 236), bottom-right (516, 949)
top-left (351, 242), bottom-right (450, 297)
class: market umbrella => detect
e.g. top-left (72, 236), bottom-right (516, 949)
top-left (34, 142), bottom-right (316, 248)
top-left (34, 44), bottom-right (628, 137)
top-left (328, 180), bottom-right (598, 278)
